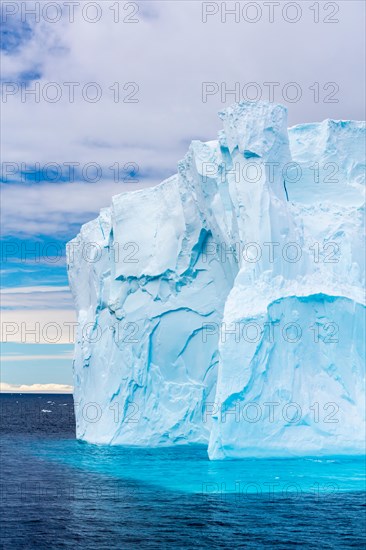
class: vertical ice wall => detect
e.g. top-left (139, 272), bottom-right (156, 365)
top-left (208, 107), bottom-right (365, 459)
top-left (67, 158), bottom-right (237, 445)
top-left (67, 101), bottom-right (365, 457)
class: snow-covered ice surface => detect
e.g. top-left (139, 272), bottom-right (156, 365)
top-left (67, 101), bottom-right (365, 459)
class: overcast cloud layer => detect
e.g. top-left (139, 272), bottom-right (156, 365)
top-left (2, 0), bottom-right (365, 237)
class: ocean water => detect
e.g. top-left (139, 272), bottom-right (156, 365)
top-left (1, 394), bottom-right (365, 549)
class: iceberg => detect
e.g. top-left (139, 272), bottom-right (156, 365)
top-left (67, 101), bottom-right (365, 458)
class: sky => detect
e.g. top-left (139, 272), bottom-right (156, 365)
top-left (1, 0), bottom-right (365, 392)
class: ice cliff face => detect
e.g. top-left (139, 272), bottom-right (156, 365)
top-left (67, 101), bottom-right (365, 458)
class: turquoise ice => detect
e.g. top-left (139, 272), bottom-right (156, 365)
top-left (67, 102), bottom-right (365, 459)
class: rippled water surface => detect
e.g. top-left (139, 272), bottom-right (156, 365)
top-left (1, 394), bottom-right (365, 548)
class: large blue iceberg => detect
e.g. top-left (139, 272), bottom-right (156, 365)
top-left (67, 101), bottom-right (365, 459)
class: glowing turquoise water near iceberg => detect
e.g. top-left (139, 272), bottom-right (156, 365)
top-left (24, 439), bottom-right (366, 496)
top-left (1, 394), bottom-right (365, 548)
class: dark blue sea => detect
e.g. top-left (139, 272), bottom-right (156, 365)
top-left (1, 394), bottom-right (365, 549)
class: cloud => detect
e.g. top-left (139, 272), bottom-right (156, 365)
top-left (1, 308), bottom-right (77, 343)
top-left (1, 353), bottom-right (72, 362)
top-left (1, 285), bottom-right (70, 293)
top-left (0, 382), bottom-right (73, 393)
top-left (1, 1), bottom-right (364, 236)
top-left (1, 285), bottom-right (74, 309)
top-left (1, 178), bottom-right (157, 237)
